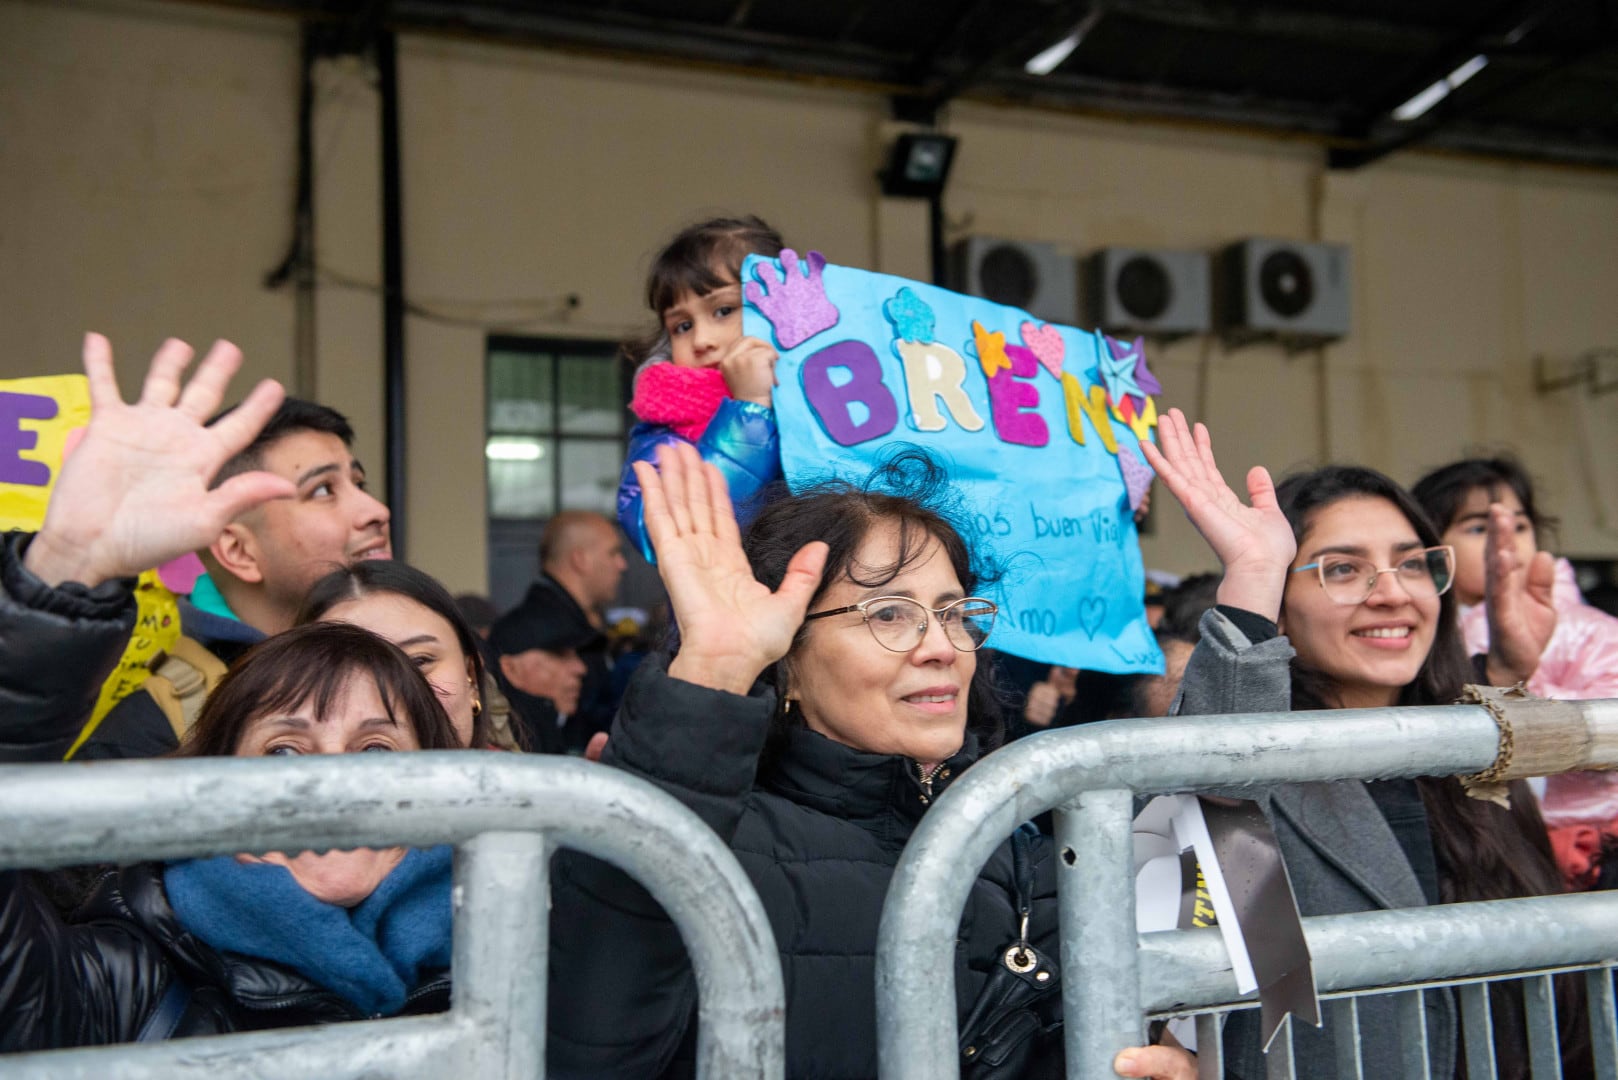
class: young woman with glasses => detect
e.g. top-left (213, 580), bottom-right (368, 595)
top-left (1145, 410), bottom-right (1589, 1080)
top-left (549, 442), bottom-right (1216, 1080)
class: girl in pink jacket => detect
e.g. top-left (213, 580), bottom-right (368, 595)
top-left (1415, 456), bottom-right (1618, 886)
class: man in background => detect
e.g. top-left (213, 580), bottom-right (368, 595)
top-left (501, 511), bottom-right (627, 750)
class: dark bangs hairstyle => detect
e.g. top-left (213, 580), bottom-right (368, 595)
top-left (625, 215), bottom-right (785, 368)
top-left (177, 622), bottom-right (460, 758)
top-left (738, 449), bottom-right (1006, 757)
top-left (295, 561), bottom-right (494, 750)
top-left (1274, 464), bottom-right (1472, 712)
top-left (1410, 455), bottom-right (1557, 540)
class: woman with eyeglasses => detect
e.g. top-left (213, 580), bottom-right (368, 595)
top-left (1144, 410), bottom-right (1589, 1080)
top-left (549, 442), bottom-right (1210, 1080)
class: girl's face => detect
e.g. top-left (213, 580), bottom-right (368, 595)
top-left (234, 673), bottom-right (417, 906)
top-left (320, 592), bottom-right (478, 746)
top-left (1441, 486), bottom-right (1537, 606)
top-left (788, 522), bottom-right (977, 764)
top-left (1280, 495), bottom-right (1441, 710)
top-left (663, 281), bottom-right (743, 368)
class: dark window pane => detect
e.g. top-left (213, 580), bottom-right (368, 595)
top-left (559, 438), bottom-right (623, 514)
top-left (559, 353), bottom-right (623, 435)
top-left (488, 350), bottom-right (554, 434)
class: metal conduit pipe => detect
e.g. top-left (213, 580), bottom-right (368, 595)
top-left (1138, 891), bottom-right (1618, 1014)
top-left (0, 753), bottom-right (785, 1080)
top-left (875, 698), bottom-right (1618, 1080)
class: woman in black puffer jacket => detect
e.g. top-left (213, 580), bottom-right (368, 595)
top-left (0, 623), bottom-right (462, 1048)
top-left (546, 445), bottom-right (1294, 1079)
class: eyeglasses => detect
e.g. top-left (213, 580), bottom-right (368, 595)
top-left (1291, 545), bottom-right (1455, 606)
top-left (802, 596), bottom-right (998, 653)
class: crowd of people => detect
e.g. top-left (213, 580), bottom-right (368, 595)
top-left (2, 214), bottom-right (1616, 1080)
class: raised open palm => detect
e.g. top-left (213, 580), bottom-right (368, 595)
top-left (25, 334), bottom-right (295, 588)
top-left (1484, 503), bottom-right (1557, 685)
top-left (1140, 408), bottom-right (1296, 622)
top-left (635, 442), bottom-right (826, 694)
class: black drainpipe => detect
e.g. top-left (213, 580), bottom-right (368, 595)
top-left (376, 29), bottom-right (407, 561)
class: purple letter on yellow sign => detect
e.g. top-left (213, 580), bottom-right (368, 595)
top-left (802, 341), bottom-right (899, 447)
top-left (0, 392), bottom-right (57, 486)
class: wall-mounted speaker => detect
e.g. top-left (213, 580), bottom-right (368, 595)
top-left (1221, 239), bottom-right (1351, 341)
top-left (1085, 248), bottom-right (1210, 335)
top-left (948, 236), bottom-right (1078, 325)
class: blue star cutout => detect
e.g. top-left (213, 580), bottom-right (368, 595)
top-left (1097, 336), bottom-right (1147, 406)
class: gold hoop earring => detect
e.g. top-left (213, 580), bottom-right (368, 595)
top-left (471, 697), bottom-right (483, 719)
top-left (783, 697), bottom-right (796, 717)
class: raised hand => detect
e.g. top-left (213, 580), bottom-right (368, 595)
top-left (1140, 408), bottom-right (1295, 622)
top-left (635, 442), bottom-right (827, 694)
top-left (717, 334), bottom-right (778, 406)
top-left (1484, 502), bottom-right (1557, 686)
top-left (23, 334), bottom-right (295, 589)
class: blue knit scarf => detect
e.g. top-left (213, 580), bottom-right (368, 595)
top-left (164, 845), bottom-right (453, 1016)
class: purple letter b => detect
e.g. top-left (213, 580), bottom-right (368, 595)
top-left (801, 341), bottom-right (899, 447)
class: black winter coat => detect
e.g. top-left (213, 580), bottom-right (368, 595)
top-left (0, 533), bottom-right (134, 761)
top-left (0, 864), bottom-right (451, 1049)
top-left (547, 657), bottom-right (1062, 1080)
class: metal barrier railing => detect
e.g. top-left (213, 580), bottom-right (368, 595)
top-left (0, 752), bottom-right (785, 1080)
top-left (875, 698), bottom-right (1618, 1080)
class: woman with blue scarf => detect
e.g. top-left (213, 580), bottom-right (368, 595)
top-left (0, 622), bottom-right (462, 1047)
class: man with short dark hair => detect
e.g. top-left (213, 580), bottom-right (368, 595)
top-left (76, 397), bottom-right (390, 759)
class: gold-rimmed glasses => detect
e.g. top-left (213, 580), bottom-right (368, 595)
top-left (801, 596), bottom-right (998, 653)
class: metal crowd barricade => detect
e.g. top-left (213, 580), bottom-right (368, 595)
top-left (0, 752), bottom-right (785, 1080)
top-left (875, 697), bottom-right (1618, 1080)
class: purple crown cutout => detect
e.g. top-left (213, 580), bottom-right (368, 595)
top-left (745, 249), bottom-right (841, 350)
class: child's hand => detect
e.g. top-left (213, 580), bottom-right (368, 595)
top-left (718, 336), bottom-right (778, 406)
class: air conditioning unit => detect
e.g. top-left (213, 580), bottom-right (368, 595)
top-left (949, 237), bottom-right (1078, 325)
top-left (1221, 239), bottom-right (1351, 341)
top-left (1085, 248), bottom-right (1210, 335)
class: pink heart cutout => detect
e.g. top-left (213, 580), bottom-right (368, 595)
top-left (1020, 322), bottom-right (1065, 378)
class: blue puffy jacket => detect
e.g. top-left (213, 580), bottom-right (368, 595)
top-left (616, 398), bottom-right (782, 562)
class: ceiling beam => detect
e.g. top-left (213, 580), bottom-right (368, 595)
top-left (898, 0), bottom-right (1103, 119)
top-left (1101, 0), bottom-right (1445, 52)
top-left (386, 0), bottom-right (910, 83)
top-left (1337, 0), bottom-right (1568, 139)
top-left (1331, 26), bottom-right (1615, 169)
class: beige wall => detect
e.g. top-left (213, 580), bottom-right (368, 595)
top-left (6, 0), bottom-right (1618, 594)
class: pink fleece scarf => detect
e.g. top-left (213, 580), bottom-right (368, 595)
top-left (630, 363), bottom-right (731, 443)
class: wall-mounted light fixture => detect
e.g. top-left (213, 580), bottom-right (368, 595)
top-left (878, 133), bottom-right (958, 199)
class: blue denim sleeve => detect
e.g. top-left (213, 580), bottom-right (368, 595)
top-left (615, 401), bottom-right (782, 563)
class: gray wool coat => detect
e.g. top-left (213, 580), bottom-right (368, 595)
top-left (1175, 608), bottom-right (1456, 1080)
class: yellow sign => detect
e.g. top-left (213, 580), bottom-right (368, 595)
top-left (0, 375), bottom-right (93, 532)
